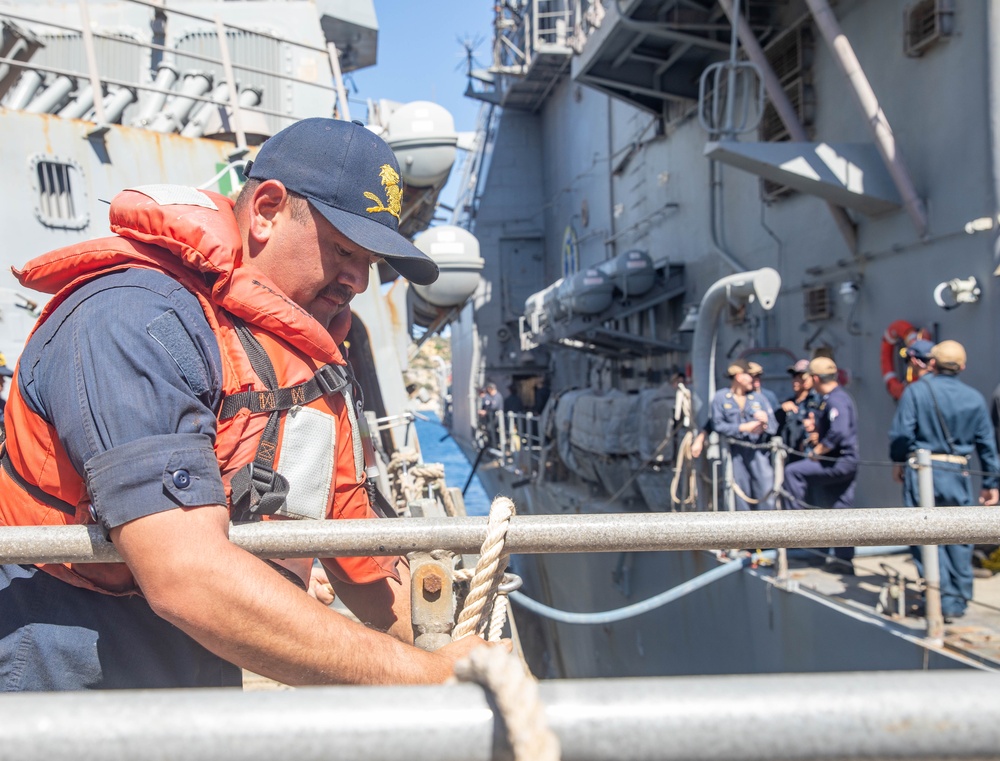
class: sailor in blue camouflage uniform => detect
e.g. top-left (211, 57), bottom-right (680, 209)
top-left (710, 360), bottom-right (778, 511)
top-left (783, 357), bottom-right (859, 571)
top-left (888, 340), bottom-right (1000, 621)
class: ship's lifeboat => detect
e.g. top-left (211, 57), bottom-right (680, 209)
top-left (881, 319), bottom-right (932, 400)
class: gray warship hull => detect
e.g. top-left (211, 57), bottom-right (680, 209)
top-left (447, 0), bottom-right (1000, 676)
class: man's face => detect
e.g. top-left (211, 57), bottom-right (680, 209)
top-left (733, 371), bottom-right (753, 392)
top-left (268, 205), bottom-right (383, 330)
top-left (792, 372), bottom-right (813, 392)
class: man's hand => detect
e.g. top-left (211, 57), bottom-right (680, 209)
top-left (781, 400), bottom-right (799, 414)
top-left (690, 431), bottom-right (706, 459)
top-left (980, 488), bottom-right (1000, 506)
top-left (436, 635), bottom-right (513, 665)
top-left (892, 464), bottom-right (904, 483)
top-left (308, 565), bottom-right (335, 606)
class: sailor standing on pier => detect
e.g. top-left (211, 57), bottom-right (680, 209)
top-left (710, 360), bottom-right (777, 511)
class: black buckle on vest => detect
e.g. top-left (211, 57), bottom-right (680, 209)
top-left (315, 364), bottom-right (347, 397)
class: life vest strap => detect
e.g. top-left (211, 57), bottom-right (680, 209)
top-left (218, 363), bottom-right (348, 419)
top-left (0, 442), bottom-right (77, 517)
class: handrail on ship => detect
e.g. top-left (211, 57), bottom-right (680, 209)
top-left (3, 671), bottom-right (999, 761)
top-left (0, 8), bottom-right (336, 88)
top-left (3, 506), bottom-right (997, 563)
top-left (445, 433), bottom-right (992, 637)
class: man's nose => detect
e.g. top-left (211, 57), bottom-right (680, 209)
top-left (340, 261), bottom-right (372, 293)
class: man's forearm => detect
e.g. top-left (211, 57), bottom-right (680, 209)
top-left (326, 557), bottom-right (414, 643)
top-left (114, 505), bottom-right (452, 686)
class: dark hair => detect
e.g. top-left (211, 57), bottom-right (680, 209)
top-left (233, 177), bottom-right (312, 224)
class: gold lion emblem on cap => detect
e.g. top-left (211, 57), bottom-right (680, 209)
top-left (363, 164), bottom-right (402, 220)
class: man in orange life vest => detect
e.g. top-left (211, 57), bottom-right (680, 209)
top-left (0, 119), bottom-right (500, 690)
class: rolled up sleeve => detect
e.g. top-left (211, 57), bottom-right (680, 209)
top-left (17, 269), bottom-right (225, 529)
top-left (85, 433), bottom-right (226, 529)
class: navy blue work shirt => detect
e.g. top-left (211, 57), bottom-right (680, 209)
top-left (0, 268), bottom-right (239, 690)
top-left (776, 389), bottom-right (820, 456)
top-left (17, 268), bottom-right (227, 526)
top-left (889, 373), bottom-right (1000, 506)
top-left (813, 385), bottom-right (858, 463)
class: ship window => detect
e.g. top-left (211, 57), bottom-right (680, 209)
top-left (803, 285), bottom-right (832, 322)
top-left (31, 157), bottom-right (89, 230)
top-left (904, 0), bottom-right (954, 58)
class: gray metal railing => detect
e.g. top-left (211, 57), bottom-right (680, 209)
top-left (1, 671), bottom-right (999, 760)
top-left (495, 409), bottom-right (543, 476)
top-left (3, 506), bottom-right (999, 564)
top-left (0, 0), bottom-right (345, 142)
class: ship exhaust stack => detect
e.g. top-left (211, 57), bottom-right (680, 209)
top-left (692, 268), bottom-right (780, 427)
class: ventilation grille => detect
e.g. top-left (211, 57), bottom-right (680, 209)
top-left (804, 285), bottom-right (832, 322)
top-left (766, 24), bottom-right (814, 85)
top-left (175, 30), bottom-right (285, 133)
top-left (33, 31), bottom-right (141, 83)
top-left (905, 0), bottom-right (955, 57)
top-left (759, 23), bottom-right (815, 202)
top-left (31, 157), bottom-right (88, 230)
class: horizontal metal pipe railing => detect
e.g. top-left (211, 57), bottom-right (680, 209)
top-left (1, 506), bottom-right (998, 564)
top-left (0, 54), bottom-right (299, 122)
top-left (1, 671), bottom-right (998, 761)
top-left (0, 9), bottom-right (340, 92)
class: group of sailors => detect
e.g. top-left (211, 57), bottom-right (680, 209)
top-left (702, 340), bottom-right (999, 621)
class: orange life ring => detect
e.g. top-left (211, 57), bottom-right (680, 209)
top-left (881, 319), bottom-right (932, 400)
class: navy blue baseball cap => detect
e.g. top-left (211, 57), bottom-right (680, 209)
top-left (903, 339), bottom-right (934, 362)
top-left (244, 118), bottom-right (439, 286)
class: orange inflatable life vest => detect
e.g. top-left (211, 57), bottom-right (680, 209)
top-left (881, 319), bottom-right (933, 401)
top-left (0, 185), bottom-right (397, 595)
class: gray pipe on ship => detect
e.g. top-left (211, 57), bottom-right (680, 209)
top-left (6, 68), bottom-right (42, 110)
top-left (58, 82), bottom-right (96, 119)
top-left (25, 74), bottom-right (74, 114)
top-left (100, 85), bottom-right (137, 124)
top-left (132, 62), bottom-right (178, 127)
top-left (150, 71), bottom-right (212, 133)
top-left (181, 82), bottom-right (230, 137)
top-left (692, 267), bottom-right (780, 428)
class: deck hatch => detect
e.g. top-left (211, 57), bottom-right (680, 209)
top-left (30, 156), bottom-right (88, 230)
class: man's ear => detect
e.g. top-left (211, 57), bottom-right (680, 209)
top-left (246, 179), bottom-right (288, 245)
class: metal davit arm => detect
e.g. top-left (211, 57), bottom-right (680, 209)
top-left (691, 267), bottom-right (781, 428)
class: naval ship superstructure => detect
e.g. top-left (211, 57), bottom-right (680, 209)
top-left (445, 0), bottom-right (1000, 678)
